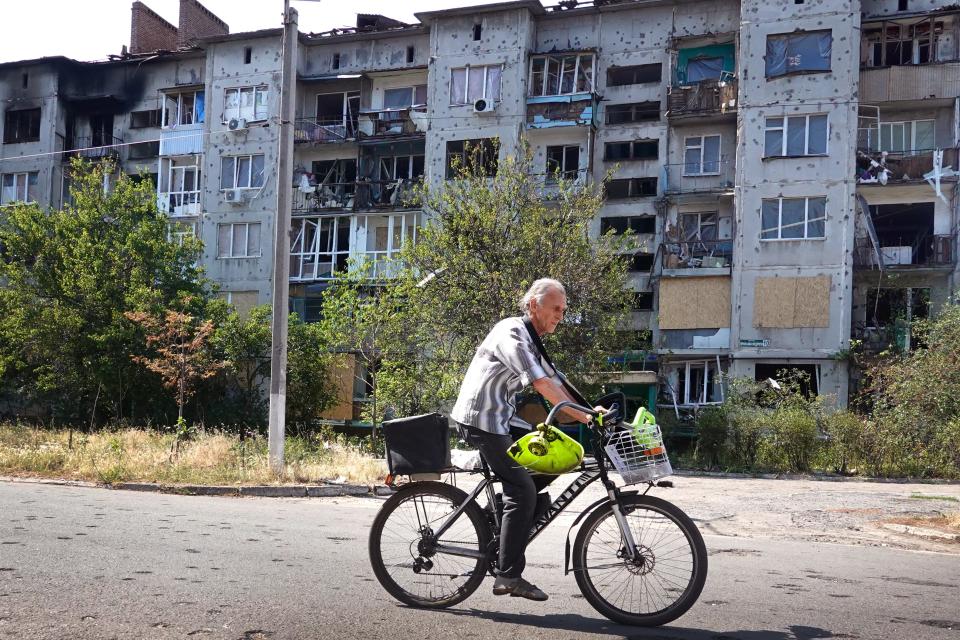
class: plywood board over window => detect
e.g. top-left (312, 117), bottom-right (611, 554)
top-left (753, 275), bottom-right (831, 328)
top-left (659, 277), bottom-right (731, 329)
top-left (320, 353), bottom-right (357, 421)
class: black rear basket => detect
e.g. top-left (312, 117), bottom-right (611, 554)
top-left (382, 412), bottom-right (451, 475)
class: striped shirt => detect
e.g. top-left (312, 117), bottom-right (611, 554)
top-left (451, 316), bottom-right (557, 435)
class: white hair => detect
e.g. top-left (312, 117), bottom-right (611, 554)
top-left (520, 278), bottom-right (566, 314)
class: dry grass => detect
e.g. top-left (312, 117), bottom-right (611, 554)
top-left (0, 424), bottom-right (386, 486)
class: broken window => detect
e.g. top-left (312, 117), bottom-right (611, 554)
top-left (680, 212), bottom-right (719, 243)
top-left (130, 109), bottom-right (162, 129)
top-left (160, 158), bottom-right (201, 215)
top-left (358, 212), bottom-right (418, 276)
top-left (223, 86), bottom-right (269, 123)
top-left (866, 21), bottom-right (941, 67)
top-left (289, 216), bottom-right (352, 280)
top-left (765, 30), bottom-right (832, 78)
top-left (630, 256), bottom-right (656, 275)
top-left (529, 54), bottom-right (594, 96)
top-left (765, 114), bottom-right (828, 157)
top-left (0, 172), bottom-right (38, 205)
top-left (3, 108), bottom-right (40, 144)
top-left (605, 101), bottom-right (660, 125)
top-left (606, 64), bottom-right (661, 87)
top-left (604, 139), bottom-right (658, 161)
top-left (217, 222), bottom-right (261, 258)
top-left (220, 154), bottom-right (265, 190)
top-left (633, 290), bottom-right (655, 308)
top-left (445, 138), bottom-right (498, 178)
top-left (868, 202), bottom-right (936, 265)
top-left (128, 141), bottom-right (160, 159)
top-left (675, 360), bottom-right (722, 405)
top-left (383, 86), bottom-right (427, 109)
top-left (162, 90), bottom-right (204, 127)
top-left (316, 91), bottom-right (360, 136)
top-left (545, 145), bottom-right (580, 182)
top-left (755, 363), bottom-right (819, 397)
top-left (606, 178), bottom-right (658, 199)
top-left (683, 135), bottom-right (721, 175)
top-left (450, 65), bottom-right (502, 105)
top-left (378, 155), bottom-right (425, 181)
top-left (601, 216), bottom-right (656, 235)
top-left (761, 197), bottom-right (827, 240)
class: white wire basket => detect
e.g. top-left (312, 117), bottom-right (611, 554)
top-left (603, 423), bottom-right (673, 485)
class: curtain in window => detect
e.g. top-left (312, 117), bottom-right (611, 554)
top-left (195, 92), bottom-right (205, 123)
top-left (780, 199), bottom-right (806, 239)
top-left (765, 118), bottom-right (784, 156)
top-left (254, 89), bottom-right (268, 120)
top-left (251, 155), bottom-right (265, 188)
top-left (467, 67), bottom-right (485, 102)
top-left (686, 57), bottom-right (724, 83)
top-left (220, 157), bottom-right (235, 190)
top-left (761, 200), bottom-right (780, 239)
top-left (766, 31), bottom-right (832, 77)
top-left (485, 66), bottom-right (501, 100)
top-left (806, 198), bottom-right (826, 237)
top-left (703, 136), bottom-right (720, 172)
top-left (787, 117), bottom-right (807, 155)
top-left (808, 115), bottom-right (828, 154)
top-left (450, 69), bottom-right (466, 104)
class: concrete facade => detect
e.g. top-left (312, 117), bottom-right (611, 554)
top-left (2, 0), bottom-right (959, 419)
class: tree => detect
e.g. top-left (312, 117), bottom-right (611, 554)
top-left (0, 159), bottom-right (210, 425)
top-left (334, 142), bottom-right (633, 417)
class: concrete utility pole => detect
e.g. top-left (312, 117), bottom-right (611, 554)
top-left (268, 0), bottom-right (299, 474)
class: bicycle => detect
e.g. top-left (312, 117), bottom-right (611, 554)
top-left (368, 397), bottom-right (708, 627)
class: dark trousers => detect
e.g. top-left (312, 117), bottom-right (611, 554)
top-left (460, 424), bottom-right (555, 579)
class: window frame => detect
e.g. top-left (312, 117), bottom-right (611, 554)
top-left (877, 119), bottom-right (935, 154)
top-left (220, 154), bottom-right (266, 191)
top-left (3, 108), bottom-right (41, 144)
top-left (606, 177), bottom-right (658, 199)
top-left (765, 30), bottom-right (833, 78)
top-left (445, 138), bottom-right (499, 178)
top-left (683, 135), bottom-right (722, 176)
top-left (605, 101), bottom-right (661, 125)
top-left (545, 145), bottom-right (581, 183)
top-left (222, 85), bottom-right (270, 123)
top-left (604, 139), bottom-right (659, 162)
top-left (449, 64), bottom-right (503, 106)
top-left (130, 108), bottom-right (162, 129)
top-left (528, 53), bottom-right (595, 96)
top-left (764, 114), bottom-right (829, 157)
top-left (760, 196), bottom-right (827, 241)
top-left (217, 222), bottom-right (262, 259)
top-left (678, 360), bottom-right (722, 406)
top-left (161, 90), bottom-right (205, 128)
top-left (606, 63), bottom-right (662, 87)
top-left (0, 171), bottom-right (39, 205)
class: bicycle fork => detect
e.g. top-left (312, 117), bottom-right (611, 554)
top-left (608, 488), bottom-right (640, 561)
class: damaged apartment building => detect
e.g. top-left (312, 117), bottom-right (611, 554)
top-left (1, 0), bottom-right (958, 424)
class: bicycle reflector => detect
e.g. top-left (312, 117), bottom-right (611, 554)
top-left (507, 424), bottom-right (584, 474)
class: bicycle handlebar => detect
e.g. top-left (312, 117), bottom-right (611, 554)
top-left (543, 401), bottom-right (619, 428)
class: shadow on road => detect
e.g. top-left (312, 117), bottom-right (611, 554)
top-left (429, 607), bottom-right (837, 640)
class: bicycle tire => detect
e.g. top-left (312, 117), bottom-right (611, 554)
top-left (368, 481), bottom-right (492, 608)
top-left (572, 494), bottom-right (707, 626)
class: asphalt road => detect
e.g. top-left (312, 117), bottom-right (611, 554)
top-left (1, 478), bottom-right (958, 640)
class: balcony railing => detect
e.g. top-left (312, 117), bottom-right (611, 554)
top-left (160, 123), bottom-right (204, 156)
top-left (66, 135), bottom-right (123, 161)
top-left (660, 240), bottom-right (733, 270)
top-left (662, 159), bottom-right (735, 195)
top-left (357, 108), bottom-right (425, 138)
top-left (158, 191), bottom-right (201, 217)
top-left (294, 118), bottom-right (357, 143)
top-left (853, 234), bottom-right (954, 268)
top-left (526, 94), bottom-right (596, 128)
top-left (293, 178), bottom-right (422, 213)
top-left (856, 147), bottom-right (958, 184)
top-left (859, 61), bottom-right (960, 103)
top-left (667, 79), bottom-right (738, 118)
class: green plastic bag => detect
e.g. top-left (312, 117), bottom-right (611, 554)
top-left (507, 424), bottom-right (584, 474)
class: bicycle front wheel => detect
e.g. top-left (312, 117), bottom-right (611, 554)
top-left (368, 481), bottom-right (491, 608)
top-left (573, 494), bottom-right (707, 626)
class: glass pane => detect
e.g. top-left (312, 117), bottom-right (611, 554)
top-left (530, 58), bottom-right (545, 96)
top-left (703, 136), bottom-right (720, 172)
top-left (254, 88), bottom-right (269, 120)
top-left (218, 225), bottom-right (231, 257)
top-left (546, 58), bottom-right (560, 95)
top-left (180, 93), bottom-right (194, 125)
top-left (164, 94), bottom-right (178, 127)
top-left (807, 197), bottom-right (826, 237)
top-left (26, 172), bottom-right (37, 202)
top-left (239, 87), bottom-right (255, 120)
top-left (765, 127), bottom-right (783, 156)
top-left (450, 69), bottom-right (466, 104)
top-left (808, 115), bottom-right (828, 154)
top-left (251, 155), bottom-right (265, 188)
top-left (467, 67), bottom-right (485, 101)
top-left (914, 120), bottom-right (935, 152)
top-left (221, 157), bottom-right (235, 190)
top-left (890, 123), bottom-right (906, 152)
top-left (880, 124), bottom-right (892, 152)
top-left (195, 91), bottom-right (205, 123)
top-left (681, 214), bottom-right (701, 242)
top-left (576, 55), bottom-right (593, 92)
top-left (485, 66), bottom-right (501, 101)
top-left (781, 199), bottom-right (806, 238)
top-left (761, 200), bottom-right (779, 239)
top-left (237, 157), bottom-right (251, 188)
top-left (684, 146), bottom-right (701, 174)
top-left (560, 57), bottom-right (576, 94)
top-left (224, 90), bottom-right (239, 120)
top-left (384, 88), bottom-right (411, 109)
top-left (248, 223), bottom-right (261, 256)
top-left (564, 146), bottom-right (579, 176)
top-left (787, 117), bottom-right (806, 155)
top-left (232, 224), bottom-right (247, 257)
top-left (414, 85), bottom-right (427, 105)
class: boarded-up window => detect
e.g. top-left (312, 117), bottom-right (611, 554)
top-left (753, 275), bottom-right (830, 328)
top-left (319, 354), bottom-right (357, 421)
top-left (658, 276), bottom-right (731, 329)
top-left (223, 291), bottom-right (259, 318)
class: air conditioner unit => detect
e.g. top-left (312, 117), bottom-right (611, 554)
top-left (224, 189), bottom-right (245, 204)
top-left (473, 98), bottom-right (496, 114)
top-left (228, 117), bottom-right (248, 131)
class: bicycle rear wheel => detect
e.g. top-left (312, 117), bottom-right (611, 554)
top-left (573, 494), bottom-right (707, 626)
top-left (369, 481), bottom-right (491, 608)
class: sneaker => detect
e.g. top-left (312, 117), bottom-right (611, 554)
top-left (492, 576), bottom-right (549, 601)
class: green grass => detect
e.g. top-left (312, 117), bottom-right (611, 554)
top-left (909, 493), bottom-right (960, 503)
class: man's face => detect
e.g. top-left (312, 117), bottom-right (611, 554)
top-left (530, 289), bottom-right (567, 335)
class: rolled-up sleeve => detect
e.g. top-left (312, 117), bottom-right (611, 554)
top-left (495, 325), bottom-right (548, 386)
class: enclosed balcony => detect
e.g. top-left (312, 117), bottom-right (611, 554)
top-left (293, 179), bottom-right (421, 214)
top-left (661, 159), bottom-right (735, 196)
top-left (357, 107), bottom-right (426, 139)
top-left (659, 239), bottom-right (733, 272)
top-left (667, 78), bottom-right (737, 120)
top-left (66, 135), bottom-right (123, 161)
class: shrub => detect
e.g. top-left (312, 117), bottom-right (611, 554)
top-left (820, 409), bottom-right (864, 474)
top-left (764, 405), bottom-right (819, 472)
top-left (693, 406), bottom-right (728, 469)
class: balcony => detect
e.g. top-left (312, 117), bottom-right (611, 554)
top-left (666, 79), bottom-right (737, 120)
top-left (357, 108), bottom-right (426, 140)
top-left (856, 147), bottom-right (958, 184)
top-left (292, 179), bottom-right (421, 214)
top-left (661, 159), bottom-right (735, 196)
top-left (157, 190), bottom-right (201, 217)
top-left (659, 240), bottom-right (733, 272)
top-left (66, 135), bottom-right (123, 161)
top-left (294, 118), bottom-right (357, 144)
top-left (859, 61), bottom-right (960, 103)
top-left (853, 234), bottom-right (954, 269)
top-left (159, 123), bottom-right (204, 156)
top-left (525, 94), bottom-right (597, 128)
